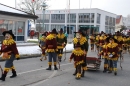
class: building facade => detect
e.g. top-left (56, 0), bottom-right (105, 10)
top-left (115, 15), bottom-right (123, 32)
top-left (36, 8), bottom-right (117, 34)
top-left (0, 3), bottom-right (38, 43)
top-left (123, 15), bottom-right (130, 29)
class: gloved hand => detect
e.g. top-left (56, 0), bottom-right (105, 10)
top-left (69, 59), bottom-right (72, 62)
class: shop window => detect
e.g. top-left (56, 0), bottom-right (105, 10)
top-left (16, 36), bottom-right (24, 41)
top-left (15, 21), bottom-right (25, 36)
top-left (0, 20), bottom-right (8, 35)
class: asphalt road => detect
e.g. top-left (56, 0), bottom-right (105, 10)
top-left (0, 51), bottom-right (130, 86)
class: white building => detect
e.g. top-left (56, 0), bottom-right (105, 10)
top-left (123, 15), bottom-right (130, 29)
top-left (115, 15), bottom-right (123, 32)
top-left (36, 8), bottom-right (117, 34)
top-left (0, 3), bottom-right (38, 43)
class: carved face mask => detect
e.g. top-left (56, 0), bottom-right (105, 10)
top-left (109, 39), bottom-right (113, 43)
top-left (5, 33), bottom-right (11, 40)
top-left (42, 35), bottom-right (46, 38)
top-left (102, 34), bottom-right (105, 36)
top-left (76, 33), bottom-right (81, 39)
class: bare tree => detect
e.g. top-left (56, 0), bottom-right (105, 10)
top-left (18, 0), bottom-right (49, 23)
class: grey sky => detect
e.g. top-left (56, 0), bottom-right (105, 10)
top-left (0, 0), bottom-right (130, 17)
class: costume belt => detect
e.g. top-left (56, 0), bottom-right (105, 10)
top-left (48, 45), bottom-right (53, 48)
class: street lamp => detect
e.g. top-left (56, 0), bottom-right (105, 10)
top-left (41, 2), bottom-right (47, 32)
top-left (90, 0), bottom-right (92, 35)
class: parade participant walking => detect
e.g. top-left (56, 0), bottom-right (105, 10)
top-left (90, 34), bottom-right (95, 52)
top-left (98, 32), bottom-right (107, 59)
top-left (39, 33), bottom-right (47, 61)
top-left (127, 35), bottom-right (130, 53)
top-left (99, 39), bottom-right (109, 73)
top-left (69, 42), bottom-right (85, 80)
top-left (107, 37), bottom-right (119, 75)
top-left (57, 28), bottom-right (67, 62)
top-left (95, 34), bottom-right (100, 53)
top-left (0, 30), bottom-right (20, 81)
top-left (122, 35), bottom-right (127, 54)
top-left (114, 31), bottom-right (123, 60)
top-left (45, 29), bottom-right (58, 70)
top-left (73, 30), bottom-right (88, 77)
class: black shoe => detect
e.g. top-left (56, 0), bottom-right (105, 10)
top-left (59, 59), bottom-right (61, 62)
top-left (73, 72), bottom-right (77, 76)
top-left (10, 70), bottom-right (17, 78)
top-left (73, 70), bottom-right (77, 76)
top-left (108, 71), bottom-right (112, 73)
top-left (54, 65), bottom-right (58, 70)
top-left (10, 74), bottom-right (17, 78)
top-left (81, 70), bottom-right (85, 77)
top-left (114, 72), bottom-right (117, 76)
top-left (0, 74), bottom-right (6, 81)
top-left (103, 70), bottom-right (107, 73)
top-left (46, 65), bottom-right (52, 70)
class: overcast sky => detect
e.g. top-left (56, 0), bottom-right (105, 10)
top-left (0, 0), bottom-right (130, 17)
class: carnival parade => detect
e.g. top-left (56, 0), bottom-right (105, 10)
top-left (0, 28), bottom-right (130, 82)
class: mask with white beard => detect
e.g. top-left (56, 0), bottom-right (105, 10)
top-left (76, 33), bottom-right (81, 39)
top-left (5, 33), bottom-right (12, 40)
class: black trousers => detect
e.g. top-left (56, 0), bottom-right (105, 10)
top-left (58, 49), bottom-right (63, 56)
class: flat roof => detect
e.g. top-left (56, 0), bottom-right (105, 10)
top-left (44, 8), bottom-right (117, 15)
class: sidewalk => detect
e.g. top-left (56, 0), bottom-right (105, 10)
top-left (0, 43), bottom-right (73, 61)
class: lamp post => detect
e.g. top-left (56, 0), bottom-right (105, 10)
top-left (90, 0), bottom-right (92, 35)
top-left (41, 2), bottom-right (47, 32)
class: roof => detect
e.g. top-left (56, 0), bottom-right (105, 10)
top-left (0, 3), bottom-right (38, 19)
top-left (116, 15), bottom-right (122, 24)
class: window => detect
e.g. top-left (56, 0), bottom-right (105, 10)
top-left (44, 24), bottom-right (49, 31)
top-left (0, 20), bottom-right (8, 35)
top-left (113, 18), bottom-right (115, 26)
top-left (51, 25), bottom-right (64, 31)
top-left (105, 26), bottom-right (109, 33)
top-left (91, 13), bottom-right (95, 23)
top-left (97, 13), bottom-right (101, 24)
top-left (51, 14), bottom-right (65, 23)
top-left (45, 14), bottom-right (50, 20)
top-left (15, 21), bottom-right (25, 36)
top-left (78, 13), bottom-right (94, 23)
top-left (109, 17), bottom-right (112, 25)
top-left (105, 16), bottom-right (109, 25)
top-left (67, 14), bottom-right (76, 23)
top-left (0, 20), bottom-right (25, 42)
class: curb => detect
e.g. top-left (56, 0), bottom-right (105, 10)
top-left (17, 44), bottom-right (38, 47)
top-left (0, 50), bottom-right (72, 62)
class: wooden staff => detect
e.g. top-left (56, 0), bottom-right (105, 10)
top-left (0, 65), bottom-right (3, 74)
top-left (64, 47), bottom-right (66, 61)
top-left (120, 51), bottom-right (123, 70)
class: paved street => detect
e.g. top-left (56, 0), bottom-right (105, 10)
top-left (0, 51), bottom-right (130, 86)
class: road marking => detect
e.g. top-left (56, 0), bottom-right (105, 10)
top-left (7, 63), bottom-right (72, 77)
top-left (27, 68), bottom-right (74, 86)
top-left (28, 70), bottom-right (58, 86)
